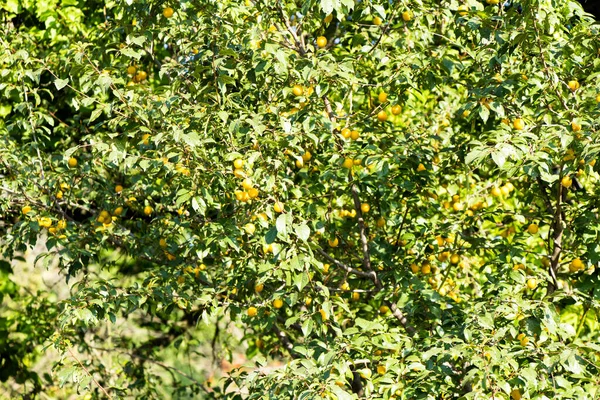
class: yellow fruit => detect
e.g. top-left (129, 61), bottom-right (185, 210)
top-left (241, 178), bottom-right (253, 190)
top-left (513, 118), bottom-right (525, 130)
top-left (377, 365), bottom-right (386, 374)
top-left (316, 36), bottom-right (328, 48)
top-left (141, 133), bottom-right (151, 144)
top-left (353, 158), bottom-right (362, 166)
top-left (247, 307), bottom-right (258, 317)
top-left (341, 128), bottom-right (351, 139)
top-left (520, 336), bottom-right (529, 346)
top-left (410, 264), bottom-right (420, 273)
top-left (38, 217), bottom-right (52, 228)
top-left (113, 206), bottom-right (123, 216)
top-left (376, 217), bottom-right (385, 228)
top-left (57, 220), bottom-right (66, 229)
top-left (491, 187), bottom-right (502, 197)
top-left (571, 121), bottom-right (582, 132)
top-left (596, 93), bottom-right (600, 103)
top-left (233, 159), bottom-right (244, 169)
top-left (233, 168), bottom-right (245, 178)
top-left (163, 7), bottom-right (174, 18)
top-left (421, 263), bottom-right (431, 274)
top-left (561, 176), bottom-right (572, 188)
top-left (486, 0), bottom-right (500, 4)
top-left (324, 14), bottom-right (333, 24)
top-left (417, 163), bottom-right (426, 172)
top-left (350, 130), bottom-right (359, 140)
top-left (361, 203), bottom-right (370, 213)
top-left (254, 283), bottom-right (264, 293)
top-left (402, 10), bottom-right (412, 21)
top-left (567, 80), bottom-right (580, 91)
top-left (527, 278), bottom-right (537, 290)
top-left (302, 151), bottom-right (312, 162)
top-left (527, 223), bottom-right (539, 234)
top-left (342, 158), bottom-right (354, 169)
top-left (570, 258), bottom-right (584, 272)
top-left (263, 243), bottom-right (274, 254)
top-left (377, 110), bottom-right (388, 122)
top-left (378, 91), bottom-right (388, 103)
top-left (274, 201), bottom-right (285, 213)
top-left (135, 70), bottom-right (147, 82)
top-left (452, 202), bottom-right (463, 212)
top-left (373, 16), bottom-right (382, 25)
top-left (450, 254), bottom-right (460, 265)
top-left (391, 104), bottom-right (402, 115)
top-left (115, 185), bottom-right (123, 193)
top-left (295, 158), bottom-right (304, 168)
top-left (359, 369), bottom-right (371, 379)
top-left (305, 297), bottom-right (312, 305)
top-left (22, 205), bottom-right (32, 215)
top-left (328, 237), bottom-right (339, 248)
top-left (510, 388), bottom-right (522, 400)
top-left (244, 223), bottom-right (256, 235)
top-left (247, 187), bottom-right (259, 199)
top-left (126, 65), bottom-right (137, 75)
top-left (292, 84), bottom-right (303, 96)
top-left (144, 205), bottom-right (153, 216)
top-left (457, 5), bottom-right (468, 15)
top-left (273, 298), bottom-right (284, 309)
top-left (340, 281), bottom-right (350, 291)
top-left (319, 309), bottom-right (328, 320)
top-left (323, 263), bottom-right (330, 273)
top-left (351, 292), bottom-right (360, 301)
top-left (159, 238), bottom-right (167, 248)
top-left (68, 157), bottom-right (78, 167)
top-left (379, 305), bottom-right (389, 314)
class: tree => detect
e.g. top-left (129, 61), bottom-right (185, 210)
top-left (1, 0), bottom-right (600, 398)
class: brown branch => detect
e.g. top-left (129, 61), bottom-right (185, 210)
top-left (68, 347), bottom-right (112, 399)
top-left (276, 3), bottom-right (306, 56)
top-left (272, 324), bottom-right (297, 358)
top-left (349, 180), bottom-right (415, 335)
top-left (349, 183), bottom-right (376, 279)
top-left (548, 166), bottom-right (564, 294)
top-left (315, 248), bottom-right (373, 279)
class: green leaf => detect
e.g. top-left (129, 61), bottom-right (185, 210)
top-left (276, 214), bottom-right (288, 237)
top-left (295, 224), bottom-right (310, 241)
top-left (54, 78), bottom-right (69, 91)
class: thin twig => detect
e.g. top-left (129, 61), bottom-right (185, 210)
top-left (68, 347), bottom-right (112, 399)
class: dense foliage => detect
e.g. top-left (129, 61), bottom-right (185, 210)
top-left (2, 0), bottom-right (600, 398)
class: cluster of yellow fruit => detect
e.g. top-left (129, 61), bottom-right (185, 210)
top-left (340, 128), bottom-right (360, 141)
top-left (490, 181), bottom-right (515, 197)
top-left (569, 258), bottom-right (585, 273)
top-left (56, 182), bottom-right (70, 199)
top-left (341, 158), bottom-right (361, 169)
top-left (96, 210), bottom-right (114, 226)
top-left (232, 159), bottom-right (260, 202)
top-left (23, 206), bottom-right (69, 237)
top-left (335, 208), bottom-right (357, 218)
top-left (516, 332), bottom-right (530, 346)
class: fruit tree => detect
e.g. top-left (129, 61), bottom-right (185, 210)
top-left (2, 0), bottom-right (600, 399)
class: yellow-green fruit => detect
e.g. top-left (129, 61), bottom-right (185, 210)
top-left (163, 7), bottom-right (174, 18)
top-left (316, 36), bottom-right (327, 48)
top-left (527, 223), bottom-right (539, 234)
top-left (273, 298), bottom-right (284, 309)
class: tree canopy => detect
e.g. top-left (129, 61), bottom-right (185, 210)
top-left (2, 0), bottom-right (600, 399)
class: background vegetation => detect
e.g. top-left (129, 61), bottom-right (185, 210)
top-left (2, 0), bottom-right (600, 398)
